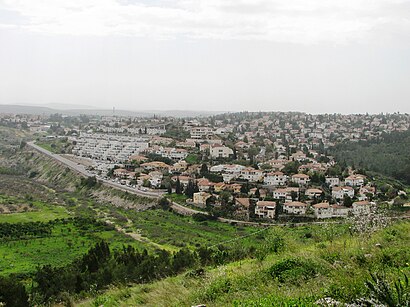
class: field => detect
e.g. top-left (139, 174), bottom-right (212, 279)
top-left (0, 173), bottom-right (267, 277)
top-left (107, 207), bottom-right (265, 249)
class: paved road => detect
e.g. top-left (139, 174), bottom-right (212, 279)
top-left (27, 141), bottom-right (165, 199)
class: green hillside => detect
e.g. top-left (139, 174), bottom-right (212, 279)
top-left (330, 130), bottom-right (410, 185)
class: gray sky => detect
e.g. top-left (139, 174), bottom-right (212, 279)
top-left (0, 0), bottom-right (410, 113)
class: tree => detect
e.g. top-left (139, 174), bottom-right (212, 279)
top-left (200, 163), bottom-right (209, 176)
top-left (184, 179), bottom-right (194, 198)
top-left (175, 177), bottom-right (182, 194)
top-left (0, 276), bottom-right (29, 307)
top-left (343, 195), bottom-right (353, 207)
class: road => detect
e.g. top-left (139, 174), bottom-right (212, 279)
top-left (27, 141), bottom-right (165, 199)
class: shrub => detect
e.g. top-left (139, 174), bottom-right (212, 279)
top-left (201, 277), bottom-right (232, 301)
top-left (267, 257), bottom-right (321, 283)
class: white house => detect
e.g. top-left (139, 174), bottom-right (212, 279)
top-left (305, 188), bottom-right (323, 199)
top-left (264, 171), bottom-right (288, 186)
top-left (345, 174), bottom-right (365, 187)
top-left (255, 201), bottom-right (277, 219)
top-left (352, 200), bottom-right (373, 215)
top-left (332, 205), bottom-right (351, 217)
top-left (210, 144), bottom-right (234, 158)
top-left (148, 171), bottom-right (163, 188)
top-left (332, 186), bottom-right (355, 200)
top-left (291, 173), bottom-right (310, 186)
top-left (240, 167), bottom-right (264, 182)
top-left (190, 126), bottom-right (213, 139)
top-left (283, 201), bottom-right (308, 215)
top-left (312, 202), bottom-right (333, 219)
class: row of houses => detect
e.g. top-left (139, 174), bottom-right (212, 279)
top-left (255, 200), bottom-right (373, 219)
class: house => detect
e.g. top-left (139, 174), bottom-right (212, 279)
top-left (140, 161), bottom-right (170, 172)
top-left (170, 161), bottom-right (188, 173)
top-left (332, 205), bottom-right (351, 217)
top-left (266, 159), bottom-right (287, 171)
top-left (359, 185), bottom-right (376, 200)
top-left (214, 182), bottom-right (226, 192)
top-left (352, 200), bottom-right (372, 215)
top-left (272, 187), bottom-right (299, 201)
top-left (325, 177), bottom-right (340, 187)
top-left (210, 144), bottom-right (233, 158)
top-left (264, 171), bottom-right (288, 186)
top-left (345, 174), bottom-right (365, 187)
top-left (291, 151), bottom-right (307, 162)
top-left (283, 201), bottom-right (308, 215)
top-left (227, 183), bottom-right (242, 193)
top-left (305, 188), bottom-right (323, 199)
top-left (222, 173), bottom-right (238, 183)
top-left (171, 175), bottom-right (192, 187)
top-left (190, 126), bottom-right (213, 139)
top-left (332, 186), bottom-right (354, 200)
top-left (291, 173), bottom-right (310, 186)
top-left (193, 192), bottom-right (211, 207)
top-left (137, 174), bottom-right (150, 186)
top-left (255, 201), bottom-right (277, 219)
top-left (312, 202), bottom-right (333, 219)
top-left (240, 167), bottom-right (264, 182)
top-left (197, 178), bottom-right (214, 192)
top-left (235, 198), bottom-right (251, 210)
top-left (148, 171), bottom-right (163, 188)
top-left (272, 188), bottom-right (287, 200)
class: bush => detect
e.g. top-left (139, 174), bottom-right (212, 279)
top-left (267, 257), bottom-right (320, 283)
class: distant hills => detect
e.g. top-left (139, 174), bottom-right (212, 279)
top-left (0, 104), bottom-right (222, 118)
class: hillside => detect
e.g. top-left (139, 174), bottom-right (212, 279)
top-left (330, 129), bottom-right (410, 185)
top-left (78, 220), bottom-right (410, 306)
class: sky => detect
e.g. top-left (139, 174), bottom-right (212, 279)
top-left (0, 0), bottom-right (410, 114)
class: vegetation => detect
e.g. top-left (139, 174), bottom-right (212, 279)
top-left (78, 220), bottom-right (410, 306)
top-left (330, 130), bottom-right (410, 185)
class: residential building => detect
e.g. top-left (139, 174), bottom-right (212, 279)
top-left (283, 201), bottom-right (308, 215)
top-left (255, 201), bottom-right (277, 219)
top-left (291, 173), bottom-right (310, 186)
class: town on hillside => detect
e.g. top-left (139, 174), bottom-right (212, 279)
top-left (2, 111), bottom-right (409, 222)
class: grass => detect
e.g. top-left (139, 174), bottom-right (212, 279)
top-left (0, 220), bottom-right (144, 276)
top-left (185, 154), bottom-right (200, 165)
top-left (166, 193), bottom-right (188, 204)
top-left (36, 138), bottom-right (72, 154)
top-left (0, 201), bottom-right (70, 223)
top-left (117, 208), bottom-right (265, 249)
top-left (77, 220), bottom-right (410, 307)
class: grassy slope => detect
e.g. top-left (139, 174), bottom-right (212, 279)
top-left (79, 220), bottom-right (410, 307)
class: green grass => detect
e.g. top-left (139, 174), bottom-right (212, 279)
top-left (166, 193), bottom-right (188, 204)
top-left (0, 201), bottom-right (70, 223)
top-left (119, 208), bottom-right (265, 249)
top-left (78, 220), bottom-right (410, 307)
top-left (185, 154), bottom-right (200, 164)
top-left (0, 221), bottom-right (143, 276)
top-left (36, 138), bottom-right (72, 154)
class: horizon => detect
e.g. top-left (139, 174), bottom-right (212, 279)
top-left (0, 102), bottom-right (408, 116)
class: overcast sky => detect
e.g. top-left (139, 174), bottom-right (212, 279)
top-left (0, 0), bottom-right (409, 113)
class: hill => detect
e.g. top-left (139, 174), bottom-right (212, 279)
top-left (330, 129), bottom-right (410, 185)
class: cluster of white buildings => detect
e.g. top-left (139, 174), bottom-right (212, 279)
top-left (72, 133), bottom-right (149, 162)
